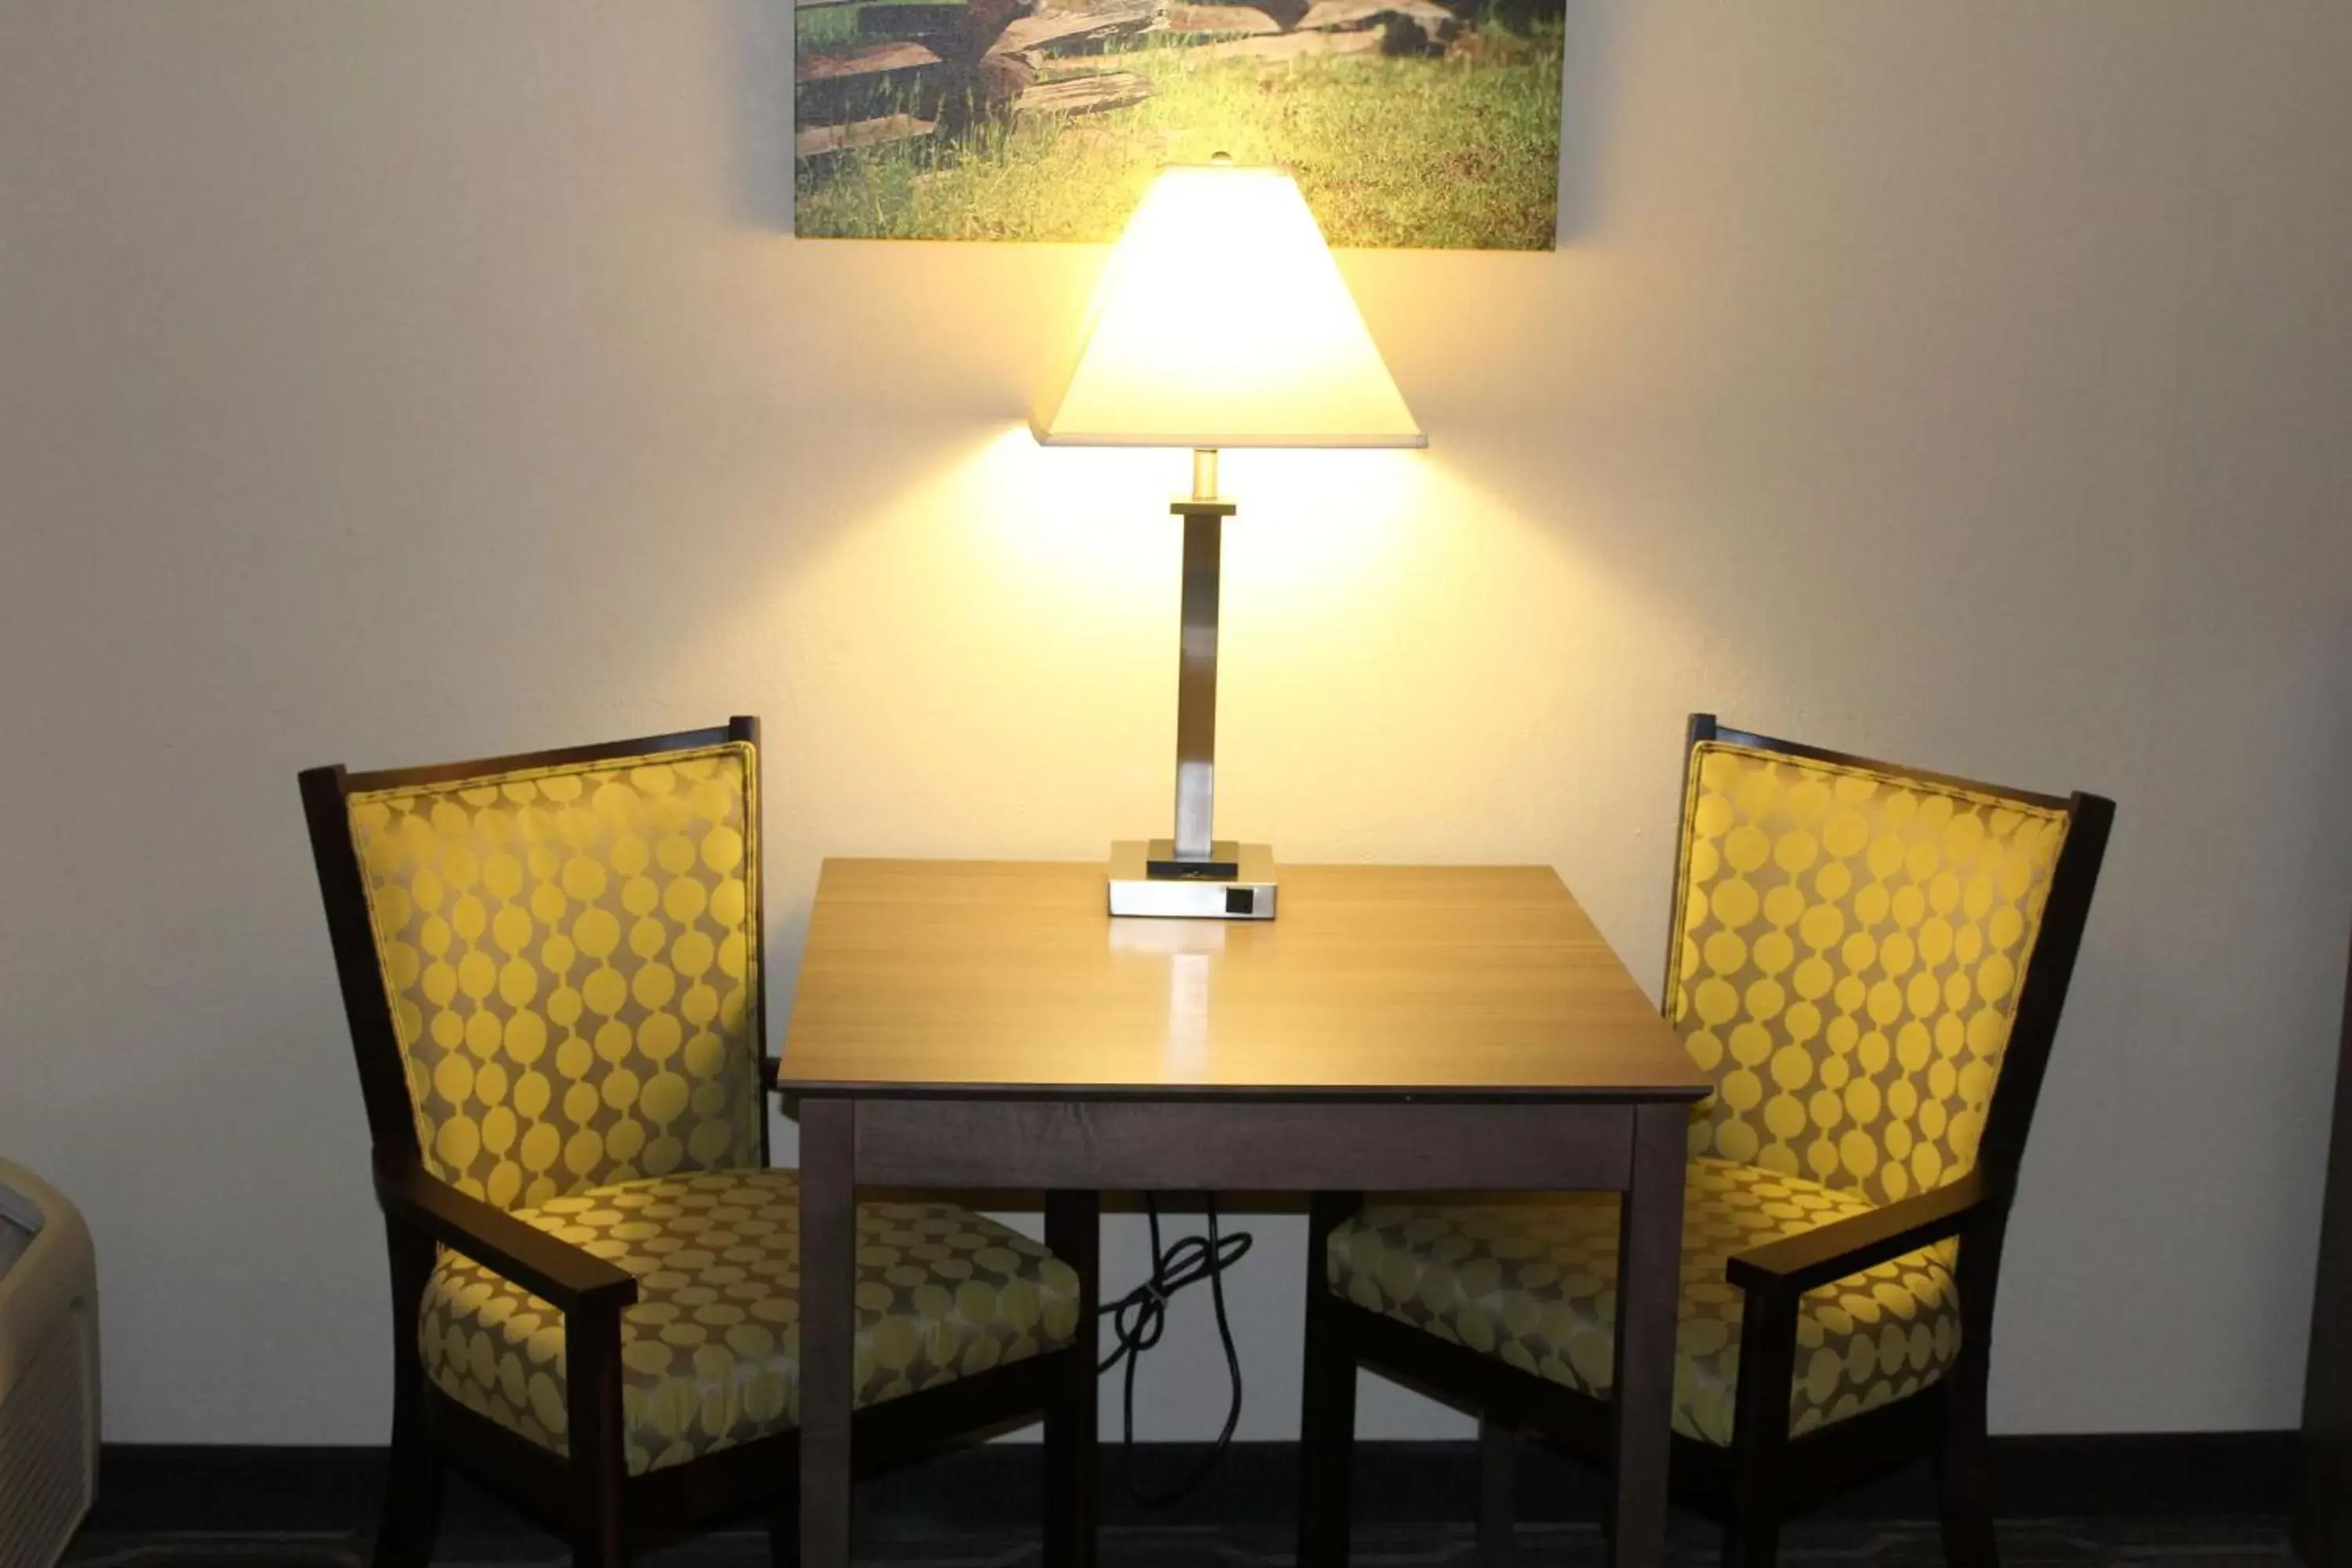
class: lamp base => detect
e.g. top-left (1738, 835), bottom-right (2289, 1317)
top-left (1108, 840), bottom-right (1277, 920)
top-left (1145, 838), bottom-right (1240, 878)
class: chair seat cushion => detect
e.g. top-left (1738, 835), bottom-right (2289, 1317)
top-left (420, 1168), bottom-right (1080, 1475)
top-left (1327, 1158), bottom-right (1961, 1444)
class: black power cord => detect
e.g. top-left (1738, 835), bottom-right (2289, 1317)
top-left (1095, 1194), bottom-right (1254, 1504)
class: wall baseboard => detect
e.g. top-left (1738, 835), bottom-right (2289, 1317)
top-left (88, 1431), bottom-right (2294, 1537)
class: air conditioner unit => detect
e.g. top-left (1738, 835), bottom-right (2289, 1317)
top-left (0, 1160), bottom-right (98, 1568)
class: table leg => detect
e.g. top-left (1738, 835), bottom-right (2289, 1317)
top-left (1609, 1103), bottom-right (1689, 1568)
top-left (1298, 1191), bottom-right (1359, 1568)
top-left (1043, 1190), bottom-right (1100, 1568)
top-left (798, 1098), bottom-right (857, 1568)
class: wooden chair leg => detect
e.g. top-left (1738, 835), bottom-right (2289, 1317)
top-left (567, 1297), bottom-right (629, 1568)
top-left (1044, 1191), bottom-right (1101, 1568)
top-left (767, 1463), bottom-right (800, 1568)
top-left (374, 1229), bottom-right (444, 1568)
top-left (1722, 1288), bottom-right (1798, 1568)
top-left (1940, 1225), bottom-right (2007, 1568)
top-left (374, 1377), bottom-right (445, 1568)
top-left (1298, 1192), bottom-right (1359, 1568)
top-left (1936, 1358), bottom-right (2001, 1567)
top-left (1477, 1417), bottom-right (1517, 1568)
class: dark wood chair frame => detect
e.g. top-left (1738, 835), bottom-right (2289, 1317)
top-left (301, 717), bottom-right (1102, 1568)
top-left (1298, 713), bottom-right (2116, 1568)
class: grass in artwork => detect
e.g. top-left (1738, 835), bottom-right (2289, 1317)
top-left (793, 0), bottom-right (1564, 249)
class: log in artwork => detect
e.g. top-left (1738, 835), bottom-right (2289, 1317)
top-left (793, 0), bottom-right (1567, 249)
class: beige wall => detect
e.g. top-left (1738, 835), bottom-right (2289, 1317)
top-left (2, 1), bottom-right (2348, 1446)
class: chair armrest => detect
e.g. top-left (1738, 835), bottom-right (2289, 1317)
top-left (1724, 1172), bottom-right (1999, 1298)
top-left (375, 1158), bottom-right (638, 1312)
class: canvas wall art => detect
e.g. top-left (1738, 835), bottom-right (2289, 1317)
top-left (793, 0), bottom-right (1568, 249)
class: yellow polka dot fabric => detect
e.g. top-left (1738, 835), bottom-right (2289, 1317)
top-left (1329, 1160), bottom-right (1959, 1444)
top-left (419, 1169), bottom-right (1083, 1475)
top-left (1670, 742), bottom-right (2068, 1203)
top-left (347, 745), bottom-right (761, 1207)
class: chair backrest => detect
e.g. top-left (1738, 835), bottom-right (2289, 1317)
top-left (300, 719), bottom-right (766, 1211)
top-left (1664, 714), bottom-right (2112, 1206)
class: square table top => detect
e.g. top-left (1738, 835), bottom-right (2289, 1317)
top-left (777, 860), bottom-right (1710, 1103)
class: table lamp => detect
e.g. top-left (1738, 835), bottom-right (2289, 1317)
top-left (1032, 159), bottom-right (1425, 920)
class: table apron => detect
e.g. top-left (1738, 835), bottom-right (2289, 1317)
top-left (846, 1098), bottom-right (1646, 1191)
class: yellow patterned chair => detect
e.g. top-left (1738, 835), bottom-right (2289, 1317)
top-left (300, 719), bottom-right (1096, 1568)
top-left (1297, 715), bottom-right (2114, 1568)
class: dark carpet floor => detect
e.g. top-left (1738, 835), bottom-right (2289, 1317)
top-left (60, 1516), bottom-right (2298, 1566)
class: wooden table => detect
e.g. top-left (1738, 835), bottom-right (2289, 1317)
top-left (778, 860), bottom-right (1710, 1567)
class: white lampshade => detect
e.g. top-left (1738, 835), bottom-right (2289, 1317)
top-left (1031, 164), bottom-right (1425, 449)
